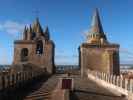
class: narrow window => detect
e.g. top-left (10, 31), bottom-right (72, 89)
top-left (21, 48), bottom-right (28, 61)
top-left (36, 40), bottom-right (43, 55)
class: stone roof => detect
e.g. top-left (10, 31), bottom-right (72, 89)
top-left (87, 8), bottom-right (107, 42)
top-left (21, 18), bottom-right (51, 41)
top-left (90, 8), bottom-right (104, 35)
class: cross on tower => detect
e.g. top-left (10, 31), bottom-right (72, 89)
top-left (33, 9), bottom-right (40, 18)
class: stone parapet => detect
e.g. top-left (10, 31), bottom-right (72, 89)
top-left (87, 70), bottom-right (133, 100)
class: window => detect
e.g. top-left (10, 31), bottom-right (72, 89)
top-left (21, 48), bottom-right (28, 61)
top-left (36, 40), bottom-right (43, 55)
top-left (32, 32), bottom-right (36, 39)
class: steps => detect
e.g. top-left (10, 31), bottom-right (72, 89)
top-left (24, 75), bottom-right (59, 100)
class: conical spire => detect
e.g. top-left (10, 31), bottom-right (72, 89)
top-left (33, 17), bottom-right (43, 33)
top-left (29, 25), bottom-right (32, 33)
top-left (23, 26), bottom-right (27, 40)
top-left (87, 8), bottom-right (108, 44)
top-left (34, 17), bottom-right (40, 28)
top-left (27, 25), bottom-right (32, 40)
top-left (44, 26), bottom-right (50, 40)
top-left (36, 24), bottom-right (43, 33)
top-left (90, 8), bottom-right (104, 34)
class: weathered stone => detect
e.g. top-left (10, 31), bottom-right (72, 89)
top-left (79, 9), bottom-right (120, 77)
top-left (13, 18), bottom-right (55, 74)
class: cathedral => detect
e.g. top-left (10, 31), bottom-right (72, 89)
top-left (13, 18), bottom-right (55, 74)
top-left (12, 9), bottom-right (120, 76)
top-left (79, 9), bottom-right (120, 76)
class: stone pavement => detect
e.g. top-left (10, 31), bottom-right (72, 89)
top-left (24, 75), bottom-right (59, 100)
top-left (70, 76), bottom-right (128, 100)
top-left (3, 74), bottom-right (128, 100)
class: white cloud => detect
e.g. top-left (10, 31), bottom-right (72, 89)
top-left (0, 20), bottom-right (26, 38)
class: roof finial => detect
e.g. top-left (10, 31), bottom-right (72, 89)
top-left (27, 24), bottom-right (32, 33)
top-left (33, 9), bottom-right (40, 19)
top-left (35, 17), bottom-right (40, 26)
top-left (23, 26), bottom-right (27, 40)
top-left (44, 26), bottom-right (50, 40)
top-left (32, 9), bottom-right (40, 27)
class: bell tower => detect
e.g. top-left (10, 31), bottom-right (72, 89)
top-left (79, 9), bottom-right (120, 76)
top-left (13, 18), bottom-right (55, 74)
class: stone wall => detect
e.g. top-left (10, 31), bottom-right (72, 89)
top-left (0, 67), bottom-right (45, 91)
top-left (13, 40), bottom-right (55, 74)
top-left (80, 43), bottom-right (120, 76)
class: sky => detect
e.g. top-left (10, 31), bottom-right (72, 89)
top-left (0, 0), bottom-right (133, 65)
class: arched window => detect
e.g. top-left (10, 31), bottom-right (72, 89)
top-left (32, 32), bottom-right (36, 39)
top-left (36, 40), bottom-right (43, 55)
top-left (21, 48), bottom-right (28, 61)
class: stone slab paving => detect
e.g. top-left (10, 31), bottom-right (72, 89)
top-left (24, 75), bottom-right (59, 100)
top-left (70, 76), bottom-right (128, 100)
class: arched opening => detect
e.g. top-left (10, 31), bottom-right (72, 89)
top-left (32, 32), bottom-right (36, 39)
top-left (36, 40), bottom-right (43, 55)
top-left (21, 48), bottom-right (28, 61)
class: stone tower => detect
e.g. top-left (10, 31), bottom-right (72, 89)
top-left (13, 18), bottom-right (55, 74)
top-left (79, 9), bottom-right (120, 76)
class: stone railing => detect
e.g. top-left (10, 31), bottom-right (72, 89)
top-left (88, 70), bottom-right (133, 92)
top-left (87, 70), bottom-right (133, 99)
top-left (0, 68), bottom-right (46, 92)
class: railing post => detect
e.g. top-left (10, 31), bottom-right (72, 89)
top-left (112, 75), bottom-right (116, 85)
top-left (19, 72), bottom-right (23, 87)
top-left (22, 72), bottom-right (24, 84)
top-left (116, 76), bottom-right (119, 87)
top-left (24, 72), bottom-right (26, 81)
top-left (129, 79), bottom-right (133, 93)
top-left (11, 74), bottom-right (15, 87)
top-left (16, 72), bottom-right (19, 88)
top-left (9, 74), bottom-right (12, 87)
top-left (127, 79), bottom-right (130, 91)
top-left (109, 74), bottom-right (112, 83)
top-left (103, 73), bottom-right (106, 81)
top-left (7, 75), bottom-right (10, 88)
top-left (18, 72), bottom-right (21, 83)
top-left (124, 79), bottom-right (128, 90)
top-left (2, 75), bottom-right (5, 90)
top-left (25, 72), bottom-right (27, 81)
top-left (4, 75), bottom-right (8, 89)
top-left (95, 71), bottom-right (98, 78)
top-left (101, 72), bottom-right (103, 80)
top-left (108, 74), bottom-right (110, 83)
top-left (0, 76), bottom-right (2, 90)
top-left (120, 77), bottom-right (123, 88)
top-left (105, 74), bottom-right (108, 82)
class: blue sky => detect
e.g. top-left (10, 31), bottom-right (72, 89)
top-left (0, 0), bottom-right (133, 65)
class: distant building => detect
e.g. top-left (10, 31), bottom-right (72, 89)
top-left (79, 9), bottom-right (120, 76)
top-left (13, 18), bottom-right (55, 74)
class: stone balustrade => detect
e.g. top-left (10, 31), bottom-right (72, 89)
top-left (87, 70), bottom-right (133, 100)
top-left (0, 68), bottom-right (45, 92)
top-left (87, 70), bottom-right (133, 95)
